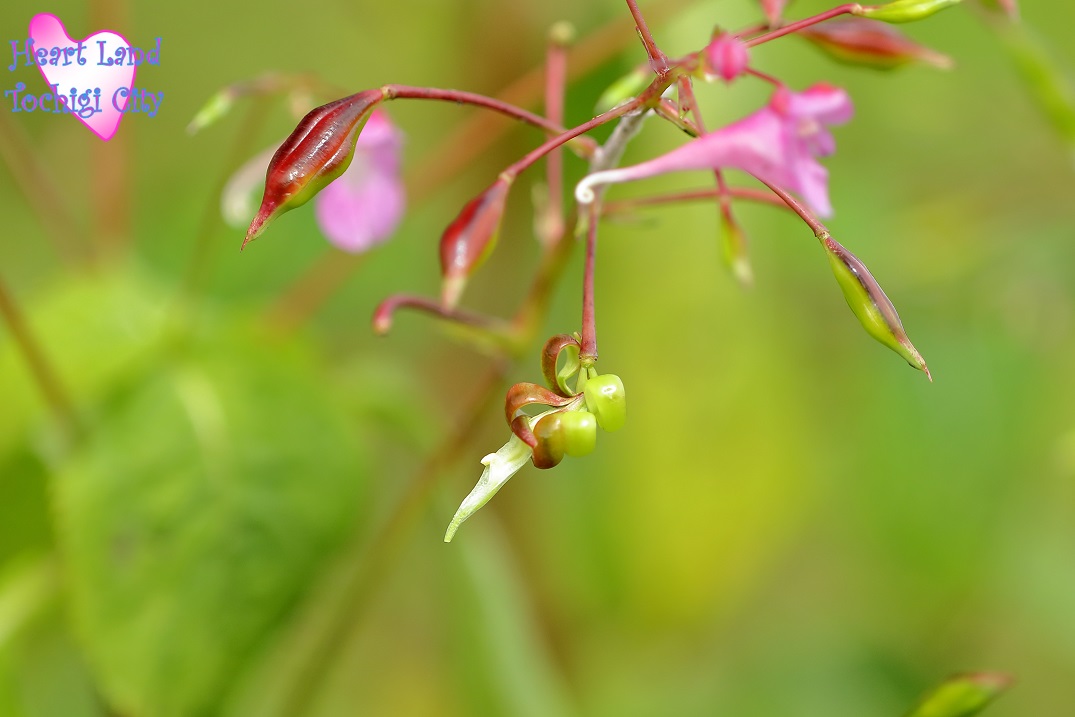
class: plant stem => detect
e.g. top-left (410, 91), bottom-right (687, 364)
top-left (624, 0), bottom-right (671, 72)
top-left (0, 275), bottom-right (78, 443)
top-left (382, 84), bottom-right (596, 157)
top-left (758, 179), bottom-right (830, 236)
top-left (540, 24), bottom-right (573, 247)
top-left (372, 293), bottom-right (518, 349)
top-left (579, 201), bottom-right (600, 362)
top-left (745, 4), bottom-right (862, 47)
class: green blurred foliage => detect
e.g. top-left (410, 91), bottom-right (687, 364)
top-left (0, 0), bottom-right (1073, 715)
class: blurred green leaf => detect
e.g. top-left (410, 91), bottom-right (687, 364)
top-left (53, 325), bottom-right (367, 717)
top-left (0, 266), bottom-right (169, 459)
top-left (904, 673), bottom-right (1011, 717)
top-left (0, 556), bottom-right (58, 652)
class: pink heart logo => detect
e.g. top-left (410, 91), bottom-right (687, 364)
top-left (28, 13), bottom-right (135, 141)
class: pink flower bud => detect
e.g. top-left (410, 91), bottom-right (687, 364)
top-left (439, 175), bottom-right (514, 308)
top-left (243, 89), bottom-right (385, 249)
top-left (703, 34), bottom-right (751, 83)
top-left (799, 18), bottom-right (953, 70)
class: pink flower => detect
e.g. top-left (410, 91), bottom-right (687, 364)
top-left (575, 84), bottom-right (853, 217)
top-left (223, 110), bottom-right (405, 253)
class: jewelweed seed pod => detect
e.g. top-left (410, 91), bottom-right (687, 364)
top-left (243, 89), bottom-right (386, 249)
top-left (854, 0), bottom-right (963, 24)
top-left (532, 413), bottom-right (566, 469)
top-left (560, 410), bottom-right (598, 457)
top-left (821, 234), bottom-right (931, 380)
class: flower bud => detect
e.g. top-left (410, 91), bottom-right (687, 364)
top-left (821, 234), bottom-right (931, 380)
top-left (243, 89), bottom-right (385, 249)
top-left (440, 175), bottom-right (514, 308)
top-left (583, 374), bottom-right (627, 432)
top-left (703, 34), bottom-right (750, 83)
top-left (854, 0), bottom-right (963, 24)
top-left (799, 18), bottom-right (953, 70)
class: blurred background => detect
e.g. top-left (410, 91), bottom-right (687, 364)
top-left (1, 0), bottom-right (1073, 715)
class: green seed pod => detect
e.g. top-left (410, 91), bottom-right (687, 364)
top-left (583, 374), bottom-right (627, 432)
top-left (822, 234), bottom-right (931, 380)
top-left (560, 410), bottom-right (597, 456)
top-left (854, 0), bottom-right (962, 24)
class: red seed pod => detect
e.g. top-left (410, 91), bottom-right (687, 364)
top-left (439, 175), bottom-right (514, 308)
top-left (504, 382), bottom-right (573, 425)
top-left (799, 18), bottom-right (952, 70)
top-left (243, 88), bottom-right (386, 249)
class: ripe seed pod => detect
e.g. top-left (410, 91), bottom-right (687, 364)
top-left (821, 234), bottom-right (931, 380)
top-left (560, 410), bottom-right (597, 456)
top-left (532, 413), bottom-right (566, 469)
top-left (243, 89), bottom-right (386, 249)
top-left (583, 374), bottom-right (627, 432)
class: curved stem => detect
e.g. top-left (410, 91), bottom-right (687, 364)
top-left (382, 84), bottom-right (596, 157)
top-left (757, 179), bottom-right (829, 236)
top-left (372, 293), bottom-right (517, 348)
top-left (603, 185), bottom-right (793, 213)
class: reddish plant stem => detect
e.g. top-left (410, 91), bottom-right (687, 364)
top-left (579, 201), bottom-right (600, 362)
top-left (625, 0), bottom-right (671, 72)
top-left (758, 179), bottom-right (829, 236)
top-left (502, 72), bottom-right (674, 183)
top-left (746, 67), bottom-right (785, 88)
top-left (745, 4), bottom-right (862, 47)
top-left (540, 24), bottom-right (572, 247)
top-left (0, 275), bottom-right (78, 443)
top-left (382, 84), bottom-right (596, 157)
top-left (372, 293), bottom-right (515, 341)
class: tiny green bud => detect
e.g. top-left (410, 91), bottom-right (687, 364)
top-left (583, 374), bottom-right (627, 432)
top-left (854, 0), bottom-right (963, 24)
top-left (560, 410), bottom-right (598, 456)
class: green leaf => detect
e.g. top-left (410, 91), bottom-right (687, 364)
top-left (904, 673), bottom-right (1012, 717)
top-left (53, 330), bottom-right (366, 717)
